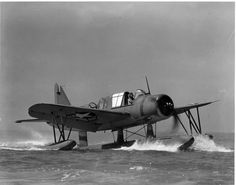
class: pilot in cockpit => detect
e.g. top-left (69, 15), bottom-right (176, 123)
top-left (126, 89), bottom-right (146, 105)
top-left (128, 92), bottom-right (134, 105)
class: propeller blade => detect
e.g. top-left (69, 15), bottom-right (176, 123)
top-left (145, 76), bottom-right (151, 94)
top-left (171, 112), bottom-right (180, 132)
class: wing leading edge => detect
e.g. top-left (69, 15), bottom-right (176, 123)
top-left (174, 100), bottom-right (218, 115)
top-left (15, 119), bottom-right (45, 123)
top-left (27, 103), bottom-right (130, 132)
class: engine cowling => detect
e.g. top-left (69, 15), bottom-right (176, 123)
top-left (132, 94), bottom-right (174, 119)
top-left (156, 94), bottom-right (174, 117)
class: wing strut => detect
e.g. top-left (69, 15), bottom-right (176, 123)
top-left (51, 113), bottom-right (72, 143)
top-left (177, 106), bottom-right (206, 135)
top-left (173, 100), bottom-right (217, 135)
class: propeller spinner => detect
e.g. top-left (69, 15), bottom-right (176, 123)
top-left (156, 94), bottom-right (180, 132)
top-left (156, 94), bottom-right (174, 116)
top-left (144, 76), bottom-right (180, 132)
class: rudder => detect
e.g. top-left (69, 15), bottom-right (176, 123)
top-left (54, 83), bottom-right (71, 105)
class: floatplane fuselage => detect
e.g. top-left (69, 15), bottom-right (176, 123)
top-left (16, 78), bottom-right (215, 151)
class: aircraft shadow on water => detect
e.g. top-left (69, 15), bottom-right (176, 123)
top-left (16, 77), bottom-right (216, 151)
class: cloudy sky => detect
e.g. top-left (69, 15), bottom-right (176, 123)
top-left (0, 3), bottom-right (234, 143)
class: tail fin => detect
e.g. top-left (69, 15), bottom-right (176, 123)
top-left (54, 83), bottom-right (71, 105)
top-left (54, 83), bottom-right (88, 147)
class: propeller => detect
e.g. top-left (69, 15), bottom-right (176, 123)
top-left (171, 111), bottom-right (188, 135)
top-left (145, 75), bottom-right (151, 94)
top-left (171, 111), bottom-right (180, 132)
top-left (145, 76), bottom-right (180, 133)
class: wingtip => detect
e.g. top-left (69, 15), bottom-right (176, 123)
top-left (210, 100), bottom-right (220, 104)
top-left (202, 100), bottom-right (218, 106)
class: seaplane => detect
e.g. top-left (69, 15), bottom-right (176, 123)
top-left (16, 77), bottom-right (216, 151)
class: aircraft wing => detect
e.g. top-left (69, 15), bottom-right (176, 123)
top-left (26, 103), bottom-right (130, 132)
top-left (16, 119), bottom-right (46, 123)
top-left (174, 101), bottom-right (217, 115)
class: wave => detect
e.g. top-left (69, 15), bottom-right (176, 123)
top-left (117, 135), bottom-right (233, 153)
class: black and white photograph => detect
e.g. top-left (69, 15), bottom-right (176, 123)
top-left (0, 2), bottom-right (234, 185)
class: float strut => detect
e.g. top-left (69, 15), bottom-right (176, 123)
top-left (125, 125), bottom-right (146, 140)
top-left (185, 112), bottom-right (200, 134)
top-left (57, 124), bottom-right (65, 142)
top-left (62, 125), bottom-right (65, 140)
top-left (155, 123), bottom-right (157, 137)
top-left (125, 130), bottom-right (146, 139)
top-left (175, 115), bottom-right (189, 135)
top-left (53, 125), bottom-right (57, 143)
top-left (196, 108), bottom-right (202, 134)
top-left (117, 129), bottom-right (124, 144)
top-left (112, 131), bottom-right (115, 142)
top-left (146, 123), bottom-right (155, 138)
top-left (57, 125), bottom-right (62, 142)
top-left (67, 127), bottom-right (72, 140)
top-left (187, 110), bottom-right (201, 134)
top-left (189, 118), bottom-right (193, 135)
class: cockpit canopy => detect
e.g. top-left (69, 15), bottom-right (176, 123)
top-left (97, 89), bottom-right (148, 109)
top-left (134, 89), bottom-right (146, 99)
top-left (111, 89), bottom-right (146, 108)
top-left (112, 92), bottom-right (125, 108)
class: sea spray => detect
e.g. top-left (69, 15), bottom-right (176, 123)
top-left (116, 135), bottom-right (233, 153)
top-left (0, 129), bottom-right (53, 151)
top-left (0, 140), bottom-right (50, 151)
top-left (117, 139), bottom-right (181, 152)
top-left (190, 135), bottom-right (233, 152)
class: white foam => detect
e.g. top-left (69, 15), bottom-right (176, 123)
top-left (116, 135), bottom-right (233, 153)
top-left (0, 140), bottom-right (50, 151)
top-left (190, 135), bottom-right (233, 152)
top-left (0, 130), bottom-right (52, 151)
top-left (117, 140), bottom-right (181, 152)
top-left (61, 173), bottom-right (71, 181)
top-left (129, 166), bottom-right (147, 171)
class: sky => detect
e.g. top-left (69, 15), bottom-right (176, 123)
top-left (0, 2), bottom-right (234, 143)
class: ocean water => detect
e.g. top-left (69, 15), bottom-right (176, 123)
top-left (0, 133), bottom-right (234, 185)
